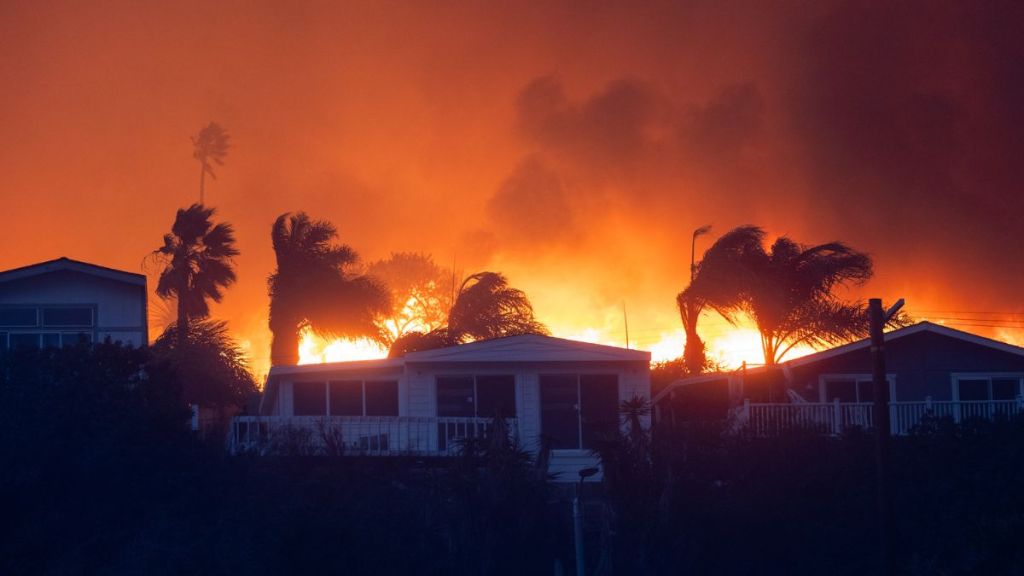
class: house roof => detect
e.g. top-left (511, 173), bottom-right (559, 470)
top-left (0, 257), bottom-right (146, 287)
top-left (260, 334), bottom-right (650, 414)
top-left (402, 333), bottom-right (651, 364)
top-left (652, 322), bottom-right (1024, 405)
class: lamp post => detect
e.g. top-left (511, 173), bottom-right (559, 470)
top-left (690, 225), bottom-right (712, 282)
top-left (574, 467), bottom-right (599, 576)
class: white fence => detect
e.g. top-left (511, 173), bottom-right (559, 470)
top-left (737, 398), bottom-right (1024, 436)
top-left (227, 416), bottom-right (517, 456)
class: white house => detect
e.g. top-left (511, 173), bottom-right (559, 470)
top-left (0, 257), bottom-right (148, 350)
top-left (230, 334), bottom-right (651, 479)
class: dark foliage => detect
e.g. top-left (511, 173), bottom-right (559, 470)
top-left (151, 319), bottom-right (258, 409)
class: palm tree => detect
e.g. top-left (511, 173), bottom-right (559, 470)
top-left (684, 225), bottom-right (875, 365)
top-left (447, 272), bottom-right (547, 342)
top-left (192, 122), bottom-right (230, 204)
top-left (153, 204), bottom-right (239, 349)
top-left (388, 271), bottom-right (547, 357)
top-left (268, 212), bottom-right (390, 365)
top-left (678, 225), bottom-right (764, 373)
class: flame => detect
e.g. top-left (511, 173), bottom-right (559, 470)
top-left (297, 325), bottom-right (389, 364)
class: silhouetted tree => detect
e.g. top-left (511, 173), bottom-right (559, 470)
top-left (153, 204), bottom-right (238, 350)
top-left (678, 225), bottom-right (766, 373)
top-left (685, 226), bottom-right (877, 365)
top-left (448, 272), bottom-right (547, 342)
top-left (366, 252), bottom-right (452, 347)
top-left (389, 272), bottom-right (547, 357)
top-left (191, 122), bottom-right (230, 204)
top-left (151, 319), bottom-right (258, 410)
top-left (268, 212), bottom-right (390, 365)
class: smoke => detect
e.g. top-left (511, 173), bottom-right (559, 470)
top-left (1, 0), bottom-right (1022, 375)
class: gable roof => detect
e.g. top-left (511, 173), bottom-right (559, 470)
top-left (652, 322), bottom-right (1024, 405)
top-left (785, 321), bottom-right (1024, 367)
top-left (0, 257), bottom-right (146, 287)
top-left (402, 333), bottom-right (651, 363)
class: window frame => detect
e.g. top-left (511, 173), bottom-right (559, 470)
top-left (951, 373), bottom-right (1024, 402)
top-left (539, 372), bottom-right (621, 452)
top-left (434, 373), bottom-right (517, 418)
top-left (288, 379), bottom-right (401, 417)
top-left (818, 373), bottom-right (896, 403)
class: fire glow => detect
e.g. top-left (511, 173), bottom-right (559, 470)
top-left (296, 320), bottom-right (818, 369)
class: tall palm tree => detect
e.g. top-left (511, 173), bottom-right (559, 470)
top-left (678, 225), bottom-right (764, 373)
top-left (388, 271), bottom-right (547, 357)
top-left (268, 212), bottom-right (390, 365)
top-left (684, 225), bottom-right (875, 365)
top-left (153, 204), bottom-right (239, 349)
top-left (192, 122), bottom-right (230, 204)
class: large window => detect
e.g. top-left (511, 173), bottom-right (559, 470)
top-left (42, 307), bottom-right (93, 327)
top-left (0, 308), bottom-right (37, 327)
top-left (820, 375), bottom-right (895, 403)
top-left (540, 374), bottom-right (619, 450)
top-left (0, 305), bottom-right (95, 350)
top-left (292, 379), bottom-right (400, 417)
top-left (436, 375), bottom-right (516, 418)
top-left (954, 375), bottom-right (1023, 401)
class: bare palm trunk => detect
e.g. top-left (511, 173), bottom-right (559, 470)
top-left (270, 324), bottom-right (300, 366)
top-left (198, 162), bottom-right (206, 205)
top-left (177, 293), bottom-right (189, 351)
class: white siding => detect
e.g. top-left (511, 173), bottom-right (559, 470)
top-left (0, 270), bottom-right (145, 346)
top-left (518, 372), bottom-right (541, 452)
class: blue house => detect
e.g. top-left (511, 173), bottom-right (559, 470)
top-left (655, 322), bottom-right (1024, 434)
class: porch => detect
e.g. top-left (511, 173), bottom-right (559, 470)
top-left (735, 398), bottom-right (1024, 436)
top-left (227, 415), bottom-right (517, 456)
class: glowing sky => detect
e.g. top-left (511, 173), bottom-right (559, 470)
top-left (2, 1), bottom-right (1022, 377)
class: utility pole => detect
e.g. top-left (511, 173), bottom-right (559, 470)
top-left (870, 297), bottom-right (903, 576)
top-left (622, 302), bottom-right (630, 349)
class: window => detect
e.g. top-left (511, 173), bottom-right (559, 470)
top-left (9, 333), bottom-right (40, 350)
top-left (436, 375), bottom-right (516, 418)
top-left (820, 375), bottom-right (893, 403)
top-left (365, 380), bottom-right (399, 416)
top-left (326, 379), bottom-right (399, 416)
top-left (540, 374), bottom-right (620, 450)
top-left (953, 375), bottom-right (1023, 402)
top-left (0, 308), bottom-right (37, 327)
top-left (329, 381), bottom-right (363, 415)
top-left (42, 307), bottom-right (93, 327)
top-left (0, 332), bottom-right (6, 350)
top-left (293, 381), bottom-right (327, 416)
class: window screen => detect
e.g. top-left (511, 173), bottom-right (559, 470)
top-left (958, 379), bottom-right (989, 401)
top-left (9, 333), bottom-right (40, 349)
top-left (293, 381), bottom-right (327, 415)
top-left (329, 380), bottom-right (363, 416)
top-left (42, 307), bottom-right (93, 327)
top-left (825, 379), bottom-right (857, 403)
top-left (437, 376), bottom-right (475, 417)
top-left (856, 380), bottom-right (875, 402)
top-left (0, 308), bottom-right (37, 327)
top-left (365, 380), bottom-right (399, 416)
top-left (992, 378), bottom-right (1020, 401)
top-left (42, 333), bottom-right (62, 348)
top-left (540, 374), bottom-right (580, 449)
top-left (580, 374), bottom-right (619, 449)
top-left (476, 375), bottom-right (516, 418)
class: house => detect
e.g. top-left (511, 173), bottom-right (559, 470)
top-left (0, 257), bottom-right (148, 350)
top-left (654, 322), bottom-right (1024, 435)
top-left (230, 334), bottom-right (651, 479)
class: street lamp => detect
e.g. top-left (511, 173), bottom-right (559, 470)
top-left (574, 467), bottom-right (600, 576)
top-left (691, 225), bottom-right (712, 282)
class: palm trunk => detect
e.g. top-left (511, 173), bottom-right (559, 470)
top-left (176, 293), bottom-right (189, 351)
top-left (270, 325), bottom-right (300, 366)
top-left (198, 162), bottom-right (206, 205)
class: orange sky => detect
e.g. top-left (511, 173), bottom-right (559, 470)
top-left (2, 1), bottom-right (1022, 377)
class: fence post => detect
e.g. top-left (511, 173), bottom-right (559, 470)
top-left (833, 398), bottom-right (842, 435)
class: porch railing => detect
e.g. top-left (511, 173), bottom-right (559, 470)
top-left (227, 415), bottom-right (516, 456)
top-left (736, 397), bottom-right (1024, 436)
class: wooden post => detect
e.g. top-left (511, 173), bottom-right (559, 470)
top-left (870, 298), bottom-right (894, 575)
